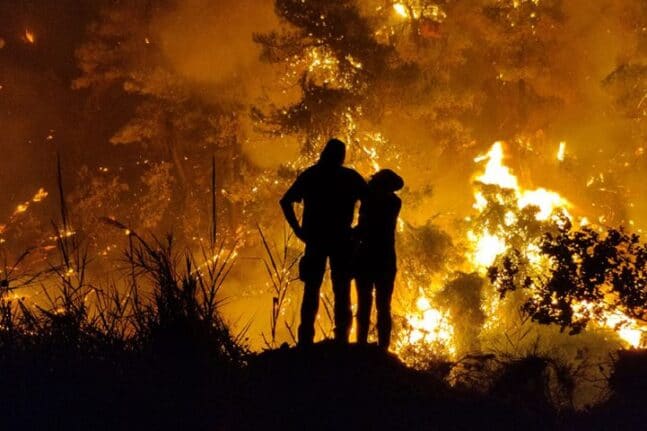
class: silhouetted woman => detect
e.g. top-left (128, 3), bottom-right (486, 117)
top-left (354, 169), bottom-right (404, 350)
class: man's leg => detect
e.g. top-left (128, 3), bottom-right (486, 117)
top-left (331, 276), bottom-right (351, 343)
top-left (355, 276), bottom-right (373, 345)
top-left (298, 246), bottom-right (326, 346)
top-left (330, 243), bottom-right (352, 343)
top-left (375, 271), bottom-right (396, 350)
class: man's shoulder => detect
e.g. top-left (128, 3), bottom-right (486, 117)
top-left (299, 165), bottom-right (318, 175)
top-left (295, 165), bottom-right (319, 181)
top-left (340, 167), bottom-right (366, 183)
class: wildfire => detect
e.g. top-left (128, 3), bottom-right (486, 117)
top-left (470, 141), bottom-right (571, 267)
top-left (474, 142), bottom-right (519, 189)
top-left (398, 141), bottom-right (644, 362)
top-left (470, 142), bottom-right (644, 348)
top-left (10, 188), bottom-right (48, 217)
top-left (467, 229), bottom-right (506, 269)
top-left (475, 142), bottom-right (570, 220)
top-left (573, 300), bottom-right (644, 348)
top-left (604, 311), bottom-right (643, 347)
top-left (397, 292), bottom-right (457, 360)
top-left (391, 1), bottom-right (446, 21)
top-left (408, 297), bottom-right (454, 348)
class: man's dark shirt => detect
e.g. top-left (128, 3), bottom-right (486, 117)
top-left (282, 164), bottom-right (366, 243)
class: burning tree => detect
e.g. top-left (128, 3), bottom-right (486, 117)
top-left (253, 0), bottom-right (404, 169)
top-left (73, 0), bottom-right (252, 239)
top-left (252, 0), bottom-right (497, 172)
top-left (490, 224), bottom-right (647, 344)
top-left (461, 141), bottom-right (646, 352)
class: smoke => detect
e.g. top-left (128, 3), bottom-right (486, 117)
top-left (153, 0), bottom-right (277, 88)
top-left (152, 0), bottom-right (303, 167)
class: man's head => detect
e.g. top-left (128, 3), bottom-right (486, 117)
top-left (318, 138), bottom-right (346, 167)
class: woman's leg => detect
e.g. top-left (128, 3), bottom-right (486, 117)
top-left (375, 271), bottom-right (396, 350)
top-left (355, 276), bottom-right (373, 345)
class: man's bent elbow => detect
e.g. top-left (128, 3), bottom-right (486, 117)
top-left (279, 197), bottom-right (295, 216)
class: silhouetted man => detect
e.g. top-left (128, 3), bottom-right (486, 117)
top-left (280, 139), bottom-right (366, 346)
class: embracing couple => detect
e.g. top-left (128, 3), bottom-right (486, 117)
top-left (280, 138), bottom-right (404, 351)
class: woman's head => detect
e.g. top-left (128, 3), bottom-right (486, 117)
top-left (368, 169), bottom-right (404, 192)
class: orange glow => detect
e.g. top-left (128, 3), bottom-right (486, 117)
top-left (13, 203), bottom-right (29, 216)
top-left (398, 141), bottom-right (644, 361)
top-left (557, 141), bottom-right (566, 162)
top-left (32, 188), bottom-right (48, 202)
top-left (393, 3), bottom-right (409, 18)
top-left (25, 29), bottom-right (35, 44)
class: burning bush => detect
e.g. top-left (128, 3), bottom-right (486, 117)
top-left (435, 272), bottom-right (486, 354)
top-left (490, 223), bottom-right (647, 344)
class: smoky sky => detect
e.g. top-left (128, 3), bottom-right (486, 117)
top-left (154, 0), bottom-right (277, 85)
top-left (0, 0), bottom-right (277, 220)
top-left (1, 0), bottom-right (646, 229)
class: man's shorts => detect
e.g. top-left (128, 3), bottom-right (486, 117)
top-left (299, 241), bottom-right (352, 284)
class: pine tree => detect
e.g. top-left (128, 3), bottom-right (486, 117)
top-left (74, 0), bottom-right (249, 237)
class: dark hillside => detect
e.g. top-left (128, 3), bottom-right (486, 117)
top-left (232, 341), bottom-right (553, 431)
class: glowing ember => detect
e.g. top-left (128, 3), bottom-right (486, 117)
top-left (8, 189), bottom-right (48, 219)
top-left (557, 141), bottom-right (566, 162)
top-left (13, 203), bottom-right (29, 216)
top-left (393, 3), bottom-right (409, 18)
top-left (361, 145), bottom-right (381, 172)
top-left (345, 55), bottom-right (363, 70)
top-left (32, 188), bottom-right (48, 202)
top-left (24, 29), bottom-right (35, 44)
